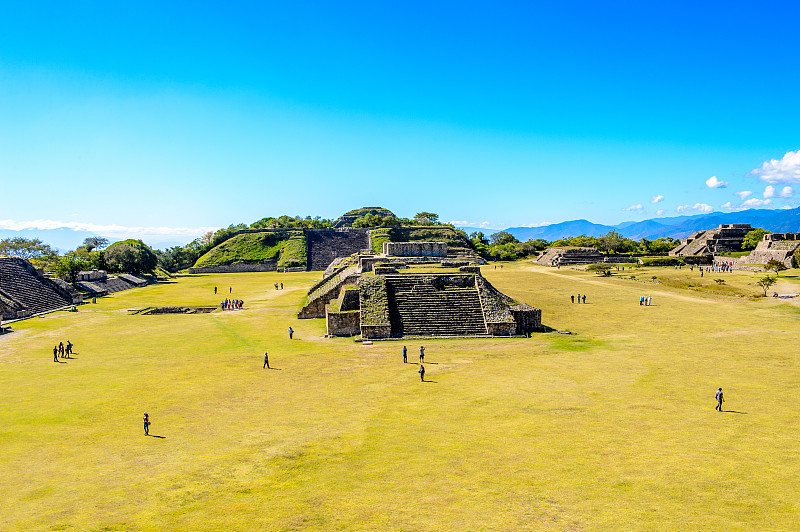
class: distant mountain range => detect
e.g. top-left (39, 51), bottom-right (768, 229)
top-left (499, 207), bottom-right (800, 242)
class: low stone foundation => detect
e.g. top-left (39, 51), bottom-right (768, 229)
top-left (188, 262), bottom-right (277, 274)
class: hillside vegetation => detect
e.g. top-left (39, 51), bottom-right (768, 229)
top-left (370, 226), bottom-right (472, 253)
top-left (192, 231), bottom-right (306, 269)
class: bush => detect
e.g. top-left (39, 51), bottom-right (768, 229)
top-left (640, 256), bottom-right (683, 267)
top-left (105, 240), bottom-right (158, 274)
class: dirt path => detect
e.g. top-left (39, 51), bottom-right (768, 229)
top-left (520, 265), bottom-right (714, 304)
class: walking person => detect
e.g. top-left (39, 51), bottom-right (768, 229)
top-left (143, 413), bottom-right (150, 435)
top-left (53, 345), bottom-right (59, 363)
top-left (419, 346), bottom-right (425, 363)
top-left (59, 342), bottom-right (65, 358)
top-left (263, 351), bottom-right (269, 369)
top-left (577, 293), bottom-right (581, 303)
top-left (66, 341), bottom-right (72, 356)
top-left (715, 388), bottom-right (724, 412)
top-left (280, 282), bottom-right (283, 290)
top-left (214, 286), bottom-right (217, 294)
top-left (288, 326), bottom-right (294, 340)
top-left (571, 295), bottom-right (575, 303)
top-left (419, 364), bottom-right (425, 382)
top-left (582, 294), bottom-right (586, 304)
top-left (403, 345), bottom-right (407, 363)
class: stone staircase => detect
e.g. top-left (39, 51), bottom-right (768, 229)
top-left (0, 258), bottom-right (77, 318)
top-left (385, 275), bottom-right (487, 337)
top-left (306, 229), bottom-right (370, 271)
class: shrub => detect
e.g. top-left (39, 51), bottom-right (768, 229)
top-left (640, 256), bottom-right (683, 267)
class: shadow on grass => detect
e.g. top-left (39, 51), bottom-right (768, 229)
top-left (148, 434), bottom-right (166, 438)
top-left (722, 410), bottom-right (747, 414)
top-left (422, 380), bottom-right (438, 383)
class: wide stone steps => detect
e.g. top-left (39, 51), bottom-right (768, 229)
top-left (0, 258), bottom-right (74, 316)
top-left (306, 230), bottom-right (370, 271)
top-left (389, 286), bottom-right (487, 336)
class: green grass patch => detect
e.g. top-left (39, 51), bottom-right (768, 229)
top-left (1, 264), bottom-right (800, 529)
top-left (193, 230), bottom-right (304, 268)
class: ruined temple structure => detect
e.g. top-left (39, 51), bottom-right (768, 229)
top-left (73, 270), bottom-right (148, 297)
top-left (535, 247), bottom-right (604, 267)
top-left (0, 258), bottom-right (82, 320)
top-left (737, 233), bottom-right (800, 268)
top-left (298, 244), bottom-right (541, 339)
top-left (669, 224), bottom-right (752, 262)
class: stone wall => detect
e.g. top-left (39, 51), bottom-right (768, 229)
top-left (383, 241), bottom-right (447, 257)
top-left (326, 309), bottom-right (361, 337)
top-left (77, 270), bottom-right (107, 281)
top-left (188, 262), bottom-right (277, 274)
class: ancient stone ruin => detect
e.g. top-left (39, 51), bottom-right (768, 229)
top-left (298, 244), bottom-right (541, 339)
top-left (74, 270), bottom-right (148, 297)
top-left (535, 247), bottom-right (604, 267)
top-left (669, 224), bottom-right (752, 262)
top-left (0, 258), bottom-right (83, 320)
top-left (736, 233), bottom-right (800, 268)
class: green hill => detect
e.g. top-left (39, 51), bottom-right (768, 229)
top-left (192, 231), bottom-right (306, 269)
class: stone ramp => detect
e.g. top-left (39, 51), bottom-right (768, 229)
top-left (306, 229), bottom-right (370, 271)
top-left (0, 258), bottom-right (77, 318)
top-left (385, 275), bottom-right (487, 337)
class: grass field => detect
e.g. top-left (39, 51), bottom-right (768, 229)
top-left (1, 263), bottom-right (799, 530)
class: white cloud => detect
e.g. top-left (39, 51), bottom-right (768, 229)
top-left (450, 220), bottom-right (499, 230)
top-left (735, 190), bottom-right (752, 200)
top-left (748, 150), bottom-right (800, 184)
top-left (519, 222), bottom-right (552, 228)
top-left (676, 203), bottom-right (714, 214)
top-left (651, 195), bottom-right (664, 204)
top-left (721, 202), bottom-right (734, 210)
top-left (780, 186), bottom-right (794, 198)
top-left (0, 219), bottom-right (219, 240)
top-left (705, 176), bottom-right (728, 188)
top-left (741, 198), bottom-right (772, 208)
top-left (624, 204), bottom-right (643, 211)
top-left (763, 185), bottom-right (775, 198)
top-left (656, 209), bottom-right (664, 216)
top-left (706, 175), bottom-right (728, 188)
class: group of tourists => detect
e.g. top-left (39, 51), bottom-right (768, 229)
top-left (52, 341), bottom-right (73, 362)
top-left (401, 345), bottom-right (428, 381)
top-left (274, 282), bottom-right (284, 290)
top-left (639, 295), bottom-right (653, 306)
top-left (570, 293), bottom-right (587, 304)
top-left (221, 299), bottom-right (243, 310)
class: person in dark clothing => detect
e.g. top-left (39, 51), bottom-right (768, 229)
top-left (143, 413), bottom-right (150, 435)
top-left (66, 341), bottom-right (72, 356)
top-left (582, 295), bottom-right (586, 304)
top-left (419, 346), bottom-right (425, 363)
top-left (263, 352), bottom-right (269, 369)
top-left (715, 388), bottom-right (724, 411)
top-left (419, 365), bottom-right (425, 381)
top-left (53, 346), bottom-right (59, 363)
top-left (571, 295), bottom-right (575, 303)
top-left (288, 327), bottom-right (294, 339)
top-left (403, 345), bottom-right (407, 363)
top-left (214, 286), bottom-right (217, 294)
top-left (280, 283), bottom-right (283, 289)
top-left (59, 342), bottom-right (65, 358)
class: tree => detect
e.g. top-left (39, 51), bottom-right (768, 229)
top-left (413, 212), bottom-right (439, 225)
top-left (598, 230), bottom-right (632, 254)
top-left (742, 228), bottom-right (769, 251)
top-left (0, 237), bottom-right (58, 269)
top-left (587, 263), bottom-right (612, 276)
top-left (765, 259), bottom-right (788, 277)
top-left (105, 240), bottom-right (157, 274)
top-left (53, 254), bottom-right (90, 282)
top-left (82, 237), bottom-right (109, 252)
top-left (756, 275), bottom-right (777, 296)
top-left (489, 231), bottom-right (518, 245)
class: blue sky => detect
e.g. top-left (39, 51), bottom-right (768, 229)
top-left (1, 1), bottom-right (799, 247)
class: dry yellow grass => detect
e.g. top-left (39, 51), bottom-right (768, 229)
top-left (0, 265), bottom-right (798, 530)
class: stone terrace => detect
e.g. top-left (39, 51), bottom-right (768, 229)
top-left (0, 258), bottom-right (80, 319)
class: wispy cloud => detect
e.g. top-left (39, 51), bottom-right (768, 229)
top-left (676, 203), bottom-right (713, 214)
top-left (748, 150), bottom-right (800, 184)
top-left (0, 219), bottom-right (219, 241)
top-left (624, 204), bottom-right (643, 211)
top-left (450, 220), bottom-right (499, 230)
top-left (705, 176), bottom-right (728, 188)
top-left (735, 190), bottom-right (752, 200)
top-left (651, 195), bottom-right (664, 204)
top-left (656, 209), bottom-right (664, 216)
top-left (741, 198), bottom-right (772, 208)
